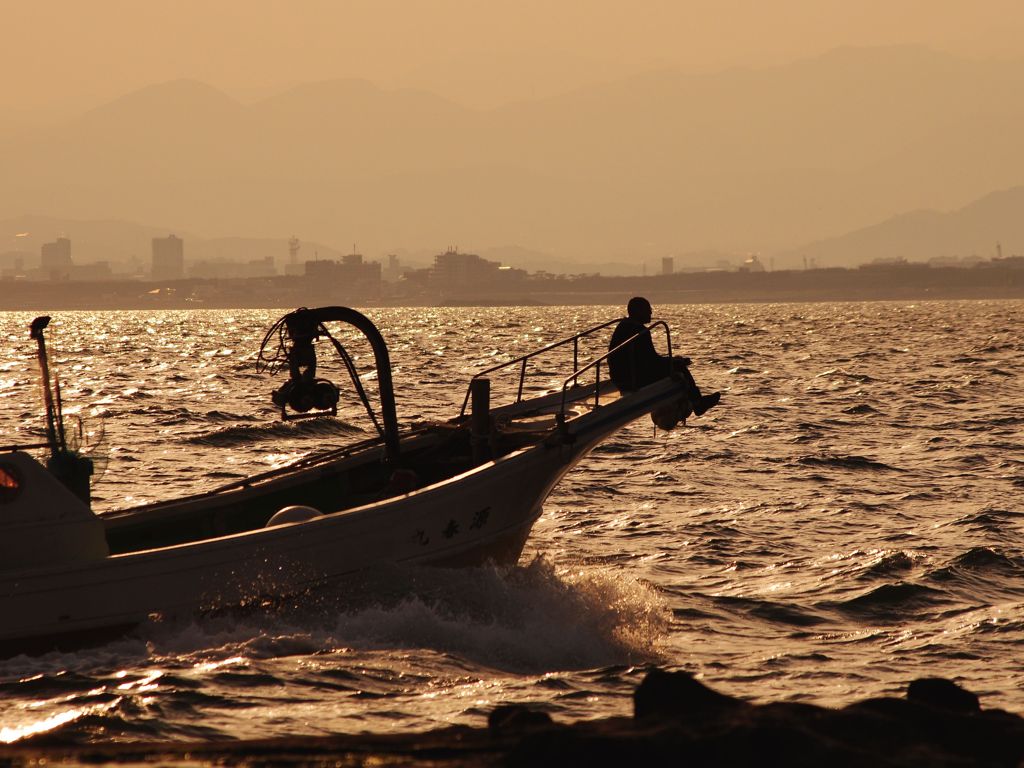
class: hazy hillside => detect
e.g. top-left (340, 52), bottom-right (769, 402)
top-left (4, 46), bottom-right (1024, 265)
top-left (778, 186), bottom-right (1024, 267)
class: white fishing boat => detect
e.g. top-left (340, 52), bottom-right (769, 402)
top-left (0, 307), bottom-right (696, 655)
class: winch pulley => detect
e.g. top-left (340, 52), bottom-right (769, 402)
top-left (256, 307), bottom-right (400, 463)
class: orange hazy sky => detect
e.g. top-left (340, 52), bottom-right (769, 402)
top-left (4, 0), bottom-right (1023, 113)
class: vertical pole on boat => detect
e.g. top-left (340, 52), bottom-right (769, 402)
top-left (470, 377), bottom-right (491, 463)
top-left (29, 316), bottom-right (63, 458)
top-left (29, 316), bottom-right (93, 505)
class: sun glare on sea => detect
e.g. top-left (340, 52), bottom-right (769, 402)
top-left (0, 699), bottom-right (121, 744)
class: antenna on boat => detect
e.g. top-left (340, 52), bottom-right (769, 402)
top-left (29, 316), bottom-right (63, 457)
top-left (28, 316), bottom-right (94, 504)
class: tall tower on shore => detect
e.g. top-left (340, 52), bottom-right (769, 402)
top-left (151, 235), bottom-right (184, 280)
top-left (286, 236), bottom-right (303, 276)
top-left (41, 237), bottom-right (72, 279)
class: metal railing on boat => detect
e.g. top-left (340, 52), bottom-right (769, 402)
top-left (556, 321), bottom-right (673, 424)
top-left (458, 319), bottom-right (674, 420)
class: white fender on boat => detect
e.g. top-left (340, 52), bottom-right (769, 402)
top-left (0, 451), bottom-right (109, 571)
top-left (265, 505), bottom-right (323, 527)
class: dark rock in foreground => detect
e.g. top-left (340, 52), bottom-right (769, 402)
top-left (1, 670), bottom-right (1021, 767)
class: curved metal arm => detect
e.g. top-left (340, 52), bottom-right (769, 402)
top-left (285, 307), bottom-right (400, 464)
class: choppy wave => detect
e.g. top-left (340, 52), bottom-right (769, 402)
top-left (795, 453), bottom-right (898, 471)
top-left (834, 582), bottom-right (950, 617)
top-left (858, 550), bottom-right (919, 580)
top-left (0, 558), bottom-right (667, 743)
top-left (186, 418), bottom-right (365, 447)
top-left (317, 558), bottom-right (668, 672)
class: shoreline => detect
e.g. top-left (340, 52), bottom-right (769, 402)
top-left (2, 670), bottom-right (1021, 766)
top-left (1, 265), bottom-right (1022, 311)
top-left (0, 288), bottom-right (1021, 312)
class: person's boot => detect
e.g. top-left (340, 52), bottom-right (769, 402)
top-left (692, 391), bottom-right (721, 417)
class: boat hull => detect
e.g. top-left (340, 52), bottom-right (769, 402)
top-left (0, 377), bottom-right (687, 654)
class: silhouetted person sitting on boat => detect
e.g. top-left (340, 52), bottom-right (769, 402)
top-left (608, 297), bottom-right (720, 421)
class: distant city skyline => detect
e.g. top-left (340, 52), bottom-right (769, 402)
top-left (2, 218), bottom-right (1018, 289)
top-left (2, 178), bottom-right (1022, 279)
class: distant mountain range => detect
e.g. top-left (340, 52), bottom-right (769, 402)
top-left (779, 186), bottom-right (1024, 267)
top-left (3, 45), bottom-right (1024, 266)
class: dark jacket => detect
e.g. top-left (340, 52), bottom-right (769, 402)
top-left (608, 318), bottom-right (672, 392)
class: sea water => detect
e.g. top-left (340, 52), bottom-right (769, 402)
top-left (0, 300), bottom-right (1021, 743)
